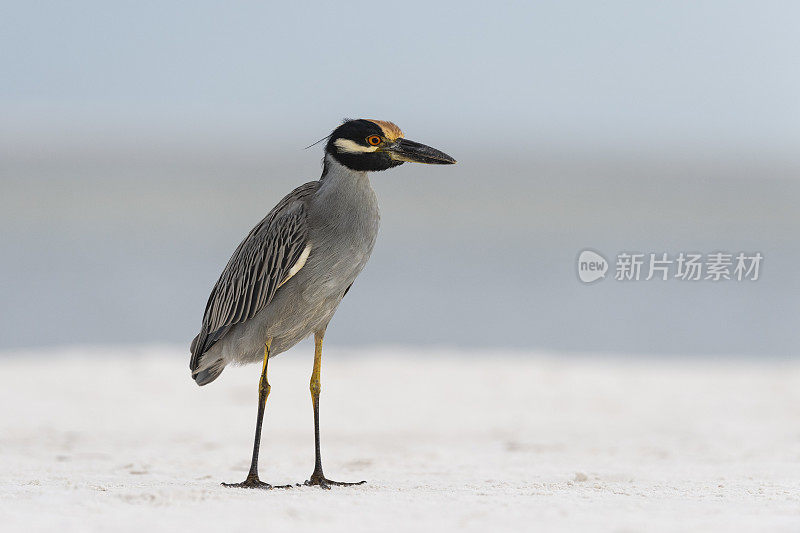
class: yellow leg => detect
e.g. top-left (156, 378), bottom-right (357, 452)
top-left (310, 332), bottom-right (323, 400)
top-left (304, 330), bottom-right (365, 488)
top-left (222, 338), bottom-right (289, 489)
top-left (260, 339), bottom-right (272, 400)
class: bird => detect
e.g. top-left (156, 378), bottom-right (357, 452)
top-left (189, 118), bottom-right (456, 489)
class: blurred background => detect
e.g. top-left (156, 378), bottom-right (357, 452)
top-left (1, 1), bottom-right (798, 356)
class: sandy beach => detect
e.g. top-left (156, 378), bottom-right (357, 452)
top-left (1, 345), bottom-right (799, 532)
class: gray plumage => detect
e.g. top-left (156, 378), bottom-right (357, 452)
top-left (190, 155), bottom-right (380, 385)
top-left (189, 119), bottom-right (454, 488)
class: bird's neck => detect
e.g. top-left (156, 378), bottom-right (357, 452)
top-left (313, 154), bottom-right (379, 227)
top-left (319, 153), bottom-right (368, 187)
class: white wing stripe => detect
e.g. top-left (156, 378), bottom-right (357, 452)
top-left (279, 244), bottom-right (311, 287)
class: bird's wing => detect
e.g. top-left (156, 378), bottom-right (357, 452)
top-left (190, 181), bottom-right (319, 371)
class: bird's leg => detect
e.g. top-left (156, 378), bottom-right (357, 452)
top-left (302, 330), bottom-right (366, 489)
top-left (223, 339), bottom-right (290, 489)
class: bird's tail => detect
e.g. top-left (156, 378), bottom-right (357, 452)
top-left (190, 331), bottom-right (225, 386)
top-left (193, 363), bottom-right (224, 386)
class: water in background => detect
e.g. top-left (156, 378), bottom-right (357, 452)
top-left (2, 141), bottom-right (798, 356)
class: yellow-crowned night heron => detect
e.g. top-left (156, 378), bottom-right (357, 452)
top-left (190, 119), bottom-right (456, 489)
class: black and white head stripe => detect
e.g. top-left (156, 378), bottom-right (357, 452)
top-left (324, 118), bottom-right (454, 172)
top-left (325, 119), bottom-right (405, 172)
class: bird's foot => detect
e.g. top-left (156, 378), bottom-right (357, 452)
top-left (300, 471), bottom-right (366, 490)
top-left (222, 473), bottom-right (292, 490)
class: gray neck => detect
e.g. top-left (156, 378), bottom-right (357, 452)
top-left (311, 154), bottom-right (380, 235)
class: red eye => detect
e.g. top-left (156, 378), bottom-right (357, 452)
top-left (367, 135), bottom-right (381, 146)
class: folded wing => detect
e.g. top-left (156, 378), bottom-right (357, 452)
top-left (190, 182), bottom-right (318, 372)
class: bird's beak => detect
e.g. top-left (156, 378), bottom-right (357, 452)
top-left (386, 138), bottom-right (457, 165)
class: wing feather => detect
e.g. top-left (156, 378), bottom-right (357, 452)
top-left (190, 182), bottom-right (318, 371)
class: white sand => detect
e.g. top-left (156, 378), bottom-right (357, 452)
top-left (1, 345), bottom-right (799, 532)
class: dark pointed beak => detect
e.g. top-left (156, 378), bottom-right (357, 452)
top-left (387, 138), bottom-right (457, 165)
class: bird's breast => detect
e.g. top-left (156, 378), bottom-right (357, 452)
top-left (304, 176), bottom-right (380, 296)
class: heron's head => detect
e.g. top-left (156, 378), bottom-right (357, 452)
top-left (325, 119), bottom-right (456, 172)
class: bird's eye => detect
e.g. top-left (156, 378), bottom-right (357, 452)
top-left (367, 135), bottom-right (382, 146)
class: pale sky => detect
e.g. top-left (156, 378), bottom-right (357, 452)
top-left (3, 1), bottom-right (799, 155)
